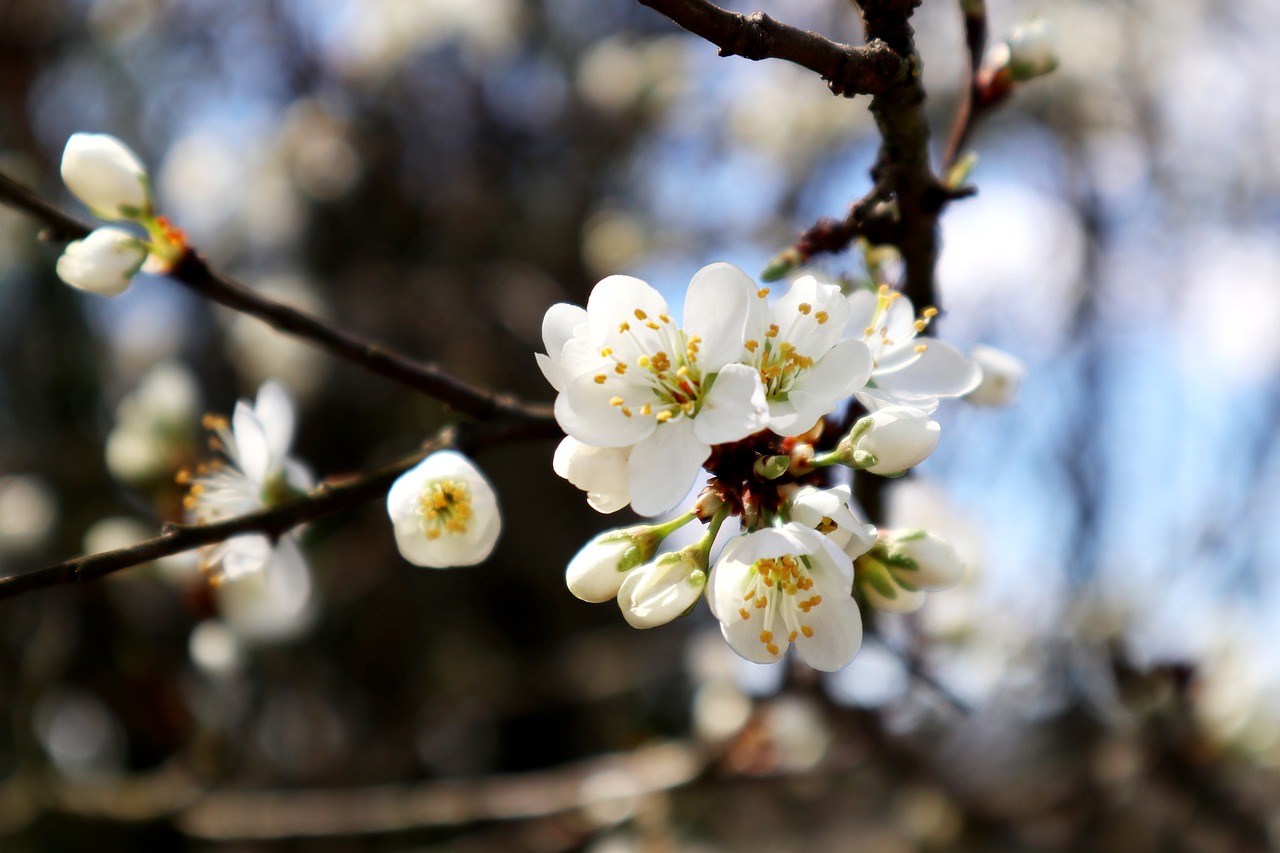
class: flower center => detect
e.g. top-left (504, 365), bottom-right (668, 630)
top-left (418, 478), bottom-right (472, 540)
top-left (735, 553), bottom-right (821, 655)
top-left (590, 308), bottom-right (706, 423)
top-left (746, 294), bottom-right (828, 399)
top-left (860, 285), bottom-right (937, 362)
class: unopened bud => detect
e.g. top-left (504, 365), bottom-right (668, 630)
top-left (55, 227), bottom-right (147, 296)
top-left (1005, 19), bottom-right (1059, 81)
top-left (566, 526), bottom-right (663, 603)
top-left (965, 345), bottom-right (1025, 407)
top-left (61, 133), bottom-right (152, 220)
top-left (753, 455), bottom-right (791, 480)
top-left (618, 546), bottom-right (707, 629)
top-left (838, 406), bottom-right (940, 476)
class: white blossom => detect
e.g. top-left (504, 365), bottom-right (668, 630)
top-left (547, 263), bottom-right (768, 516)
top-left (708, 524), bottom-right (862, 671)
top-left (846, 286), bottom-right (980, 412)
top-left (965, 345), bottom-right (1026, 407)
top-left (387, 450), bottom-right (501, 568)
top-left (790, 485), bottom-right (876, 558)
top-left (552, 436), bottom-right (631, 514)
top-left (215, 535), bottom-right (316, 643)
top-left (840, 405), bottom-right (941, 476)
top-left (60, 133), bottom-right (151, 220)
top-left (743, 275), bottom-right (871, 436)
top-left (55, 227), bottom-right (147, 296)
top-left (618, 547), bottom-right (707, 629)
top-left (184, 382), bottom-right (313, 581)
top-left (106, 362), bottom-right (200, 484)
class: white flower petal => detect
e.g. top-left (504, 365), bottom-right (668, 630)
top-left (557, 372), bottom-right (659, 448)
top-left (231, 401), bottom-right (272, 485)
top-left (566, 537), bottom-right (634, 603)
top-left (219, 533), bottom-right (274, 581)
top-left (694, 363), bottom-right (768, 445)
top-left (253, 381), bottom-right (295, 470)
top-left (217, 535), bottom-right (315, 643)
top-left (627, 418), bottom-right (708, 517)
top-left (683, 262), bottom-right (755, 371)
top-left (552, 437), bottom-right (631, 514)
top-left (873, 340), bottom-right (981, 403)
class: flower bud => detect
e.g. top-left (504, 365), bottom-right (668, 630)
top-left (1005, 19), bottom-right (1059, 81)
top-left (565, 526), bottom-right (662, 603)
top-left (879, 530), bottom-right (965, 591)
top-left (55, 227), bottom-right (147, 296)
top-left (618, 546), bottom-right (706, 629)
top-left (965, 345), bottom-right (1025, 407)
top-left (838, 406), bottom-right (940, 476)
top-left (60, 133), bottom-right (152, 220)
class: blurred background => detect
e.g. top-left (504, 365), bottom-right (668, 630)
top-left (2, 0), bottom-right (1279, 849)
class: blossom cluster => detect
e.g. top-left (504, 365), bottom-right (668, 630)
top-left (542, 263), bottom-right (997, 670)
top-left (54, 133), bottom-right (185, 296)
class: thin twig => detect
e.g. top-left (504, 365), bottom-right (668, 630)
top-left (636, 0), bottom-right (905, 96)
top-left (0, 419), bottom-right (561, 602)
top-left (942, 0), bottom-right (989, 171)
top-left (0, 169), bottom-right (554, 424)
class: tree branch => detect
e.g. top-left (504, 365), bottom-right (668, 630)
top-left (0, 419), bottom-right (561, 602)
top-left (942, 0), bottom-right (990, 171)
top-left (636, 0), bottom-right (905, 96)
top-left (0, 170), bottom-right (554, 424)
top-left (858, 0), bottom-right (946, 312)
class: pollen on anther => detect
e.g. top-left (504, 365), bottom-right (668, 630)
top-left (743, 590), bottom-right (755, 601)
top-left (757, 288), bottom-right (770, 298)
top-left (634, 309), bottom-right (648, 320)
top-left (656, 410), bottom-right (673, 422)
top-left (601, 347), bottom-right (613, 357)
top-left (864, 326), bottom-right (876, 337)
top-left (615, 364), bottom-right (627, 374)
top-left (646, 321), bottom-right (660, 330)
top-left (621, 407), bottom-right (633, 417)
top-left (798, 303), bottom-right (812, 315)
top-left (801, 625), bottom-right (814, 638)
top-left (760, 630), bottom-right (773, 644)
top-left (766, 643), bottom-right (780, 656)
top-left (619, 321), bottom-right (630, 332)
top-left (745, 339), bottom-right (759, 353)
top-left (739, 607), bottom-right (751, 621)
top-left (594, 374), bottom-right (607, 384)
top-left (788, 631), bottom-right (798, 643)
top-left (815, 311), bottom-right (829, 324)
top-left (609, 396), bottom-right (624, 406)
top-left (640, 403), bottom-right (651, 415)
top-left (923, 307), bottom-right (939, 318)
top-left (914, 319), bottom-right (928, 333)
top-left (659, 313), bottom-right (671, 323)
top-left (914, 344), bottom-right (928, 353)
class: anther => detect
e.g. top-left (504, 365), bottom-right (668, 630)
top-left (594, 374), bottom-right (607, 384)
top-left (914, 344), bottom-right (928, 353)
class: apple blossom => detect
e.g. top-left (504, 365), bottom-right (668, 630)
top-left (55, 227), bottom-right (147, 296)
top-left (742, 275), bottom-right (871, 436)
top-left (182, 382), bottom-right (313, 581)
top-left (965, 344), bottom-right (1026, 407)
top-left (837, 405), bottom-right (941, 476)
top-left (387, 449), bottom-right (501, 568)
top-left (846, 285), bottom-right (980, 412)
top-left (708, 524), bottom-right (862, 671)
top-left (60, 132), bottom-right (152, 220)
top-left (547, 263), bottom-right (768, 516)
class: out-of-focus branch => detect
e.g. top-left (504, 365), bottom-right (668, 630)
top-left (0, 741), bottom-right (703, 840)
top-left (0, 170), bottom-right (554, 424)
top-left (942, 0), bottom-right (990, 170)
top-left (636, 0), bottom-right (905, 96)
top-left (0, 419), bottom-right (561, 602)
